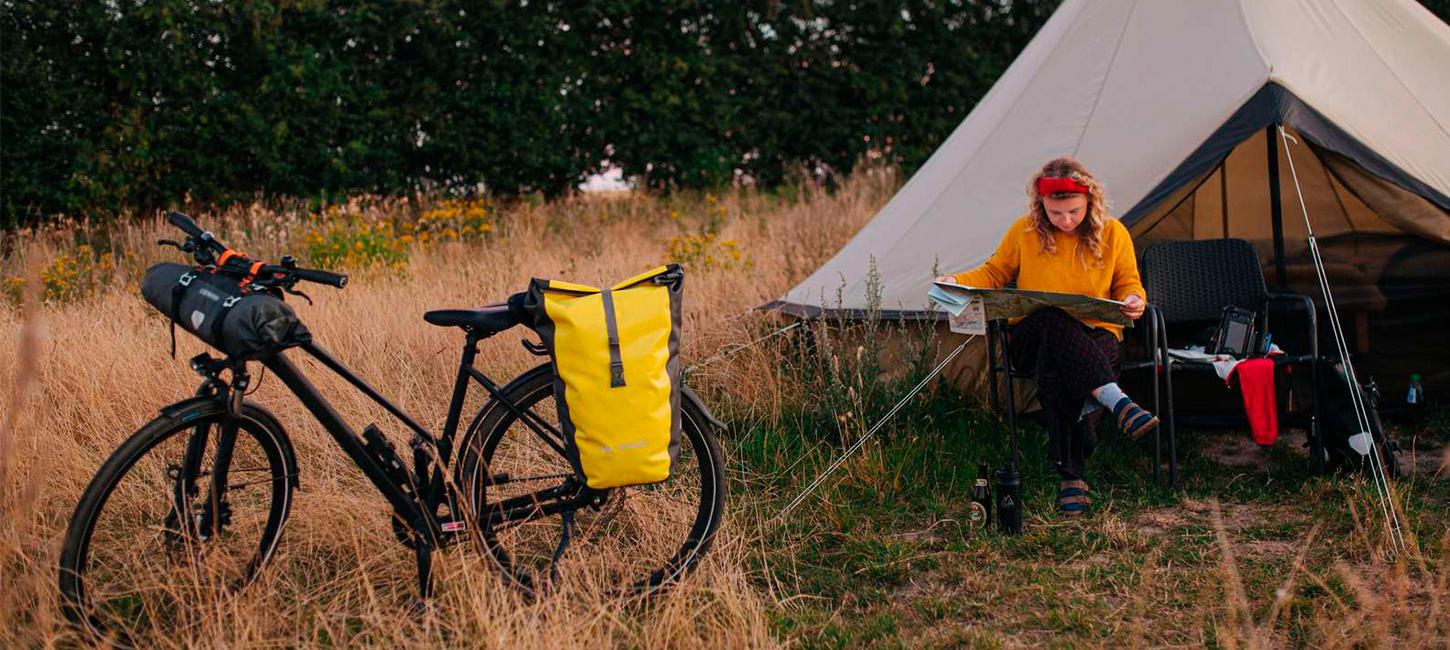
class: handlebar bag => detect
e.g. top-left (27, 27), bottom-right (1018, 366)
top-left (141, 262), bottom-right (311, 359)
top-left (521, 265), bottom-right (683, 489)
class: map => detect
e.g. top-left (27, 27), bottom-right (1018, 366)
top-left (928, 281), bottom-right (1131, 335)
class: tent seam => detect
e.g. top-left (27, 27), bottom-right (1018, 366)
top-left (838, 0), bottom-right (1092, 297)
top-left (1120, 80), bottom-right (1274, 226)
top-left (1325, 0), bottom-right (1450, 140)
top-left (1234, 0), bottom-right (1273, 74)
top-left (1071, 0), bottom-right (1139, 158)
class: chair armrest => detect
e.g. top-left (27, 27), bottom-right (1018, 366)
top-left (1147, 304), bottom-right (1169, 369)
top-left (1265, 292), bottom-right (1318, 358)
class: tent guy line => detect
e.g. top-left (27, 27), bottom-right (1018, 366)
top-left (777, 337), bottom-right (974, 522)
top-left (685, 320), bottom-right (802, 375)
top-left (1278, 126), bottom-right (1406, 555)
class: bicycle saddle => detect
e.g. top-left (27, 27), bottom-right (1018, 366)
top-left (423, 303), bottom-right (521, 335)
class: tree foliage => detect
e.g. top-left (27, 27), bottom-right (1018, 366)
top-left (0, 1), bottom-right (1052, 226)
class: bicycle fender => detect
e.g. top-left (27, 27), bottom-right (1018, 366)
top-left (680, 385), bottom-right (726, 434)
top-left (159, 394), bottom-right (225, 423)
top-left (157, 396), bottom-right (301, 491)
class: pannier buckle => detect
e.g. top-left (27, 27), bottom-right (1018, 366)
top-left (178, 272), bottom-right (195, 287)
top-left (222, 296), bottom-right (242, 308)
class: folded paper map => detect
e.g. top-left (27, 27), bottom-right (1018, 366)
top-left (929, 281), bottom-right (1131, 335)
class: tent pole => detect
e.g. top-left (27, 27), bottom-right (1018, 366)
top-left (1219, 160), bottom-right (1229, 238)
top-left (1266, 124), bottom-right (1287, 287)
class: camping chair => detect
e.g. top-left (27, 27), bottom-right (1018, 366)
top-left (984, 314), bottom-right (1172, 487)
top-left (1137, 238), bottom-right (1324, 482)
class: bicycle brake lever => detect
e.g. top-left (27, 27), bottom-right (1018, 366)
top-left (157, 239), bottom-right (183, 250)
top-left (284, 286), bottom-right (314, 306)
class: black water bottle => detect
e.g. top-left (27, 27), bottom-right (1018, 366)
top-left (995, 463), bottom-right (1022, 534)
top-left (968, 462), bottom-right (992, 530)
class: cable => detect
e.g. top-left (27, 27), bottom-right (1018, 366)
top-left (777, 337), bottom-right (973, 520)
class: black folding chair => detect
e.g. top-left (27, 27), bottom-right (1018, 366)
top-left (985, 313), bottom-right (1172, 487)
top-left (1136, 238), bottom-right (1323, 482)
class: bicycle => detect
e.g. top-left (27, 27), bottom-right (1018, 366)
top-left (58, 212), bottom-right (727, 645)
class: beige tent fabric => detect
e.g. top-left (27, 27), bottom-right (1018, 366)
top-left (775, 0), bottom-right (1450, 316)
top-left (1242, 0), bottom-right (1450, 198)
top-left (1131, 128), bottom-right (1403, 259)
top-left (1322, 151), bottom-right (1450, 243)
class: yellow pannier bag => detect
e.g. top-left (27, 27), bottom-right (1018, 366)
top-left (522, 265), bottom-right (683, 489)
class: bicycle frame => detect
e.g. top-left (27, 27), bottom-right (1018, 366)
top-left (250, 333), bottom-right (586, 554)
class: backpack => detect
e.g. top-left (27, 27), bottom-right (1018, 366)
top-left (141, 262), bottom-right (311, 360)
top-left (1314, 361), bottom-right (1401, 477)
top-left (521, 265), bottom-right (684, 489)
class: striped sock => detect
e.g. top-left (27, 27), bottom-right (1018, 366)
top-left (1092, 382), bottom-right (1127, 410)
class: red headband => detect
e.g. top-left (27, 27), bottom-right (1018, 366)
top-left (1036, 176), bottom-right (1091, 197)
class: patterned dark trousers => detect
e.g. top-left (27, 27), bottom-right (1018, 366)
top-left (1008, 307), bottom-right (1121, 480)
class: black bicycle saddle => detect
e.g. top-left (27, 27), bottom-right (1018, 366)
top-left (423, 304), bottom-right (520, 335)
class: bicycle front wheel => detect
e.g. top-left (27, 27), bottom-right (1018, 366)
top-left (456, 364), bottom-right (725, 596)
top-left (58, 400), bottom-right (296, 646)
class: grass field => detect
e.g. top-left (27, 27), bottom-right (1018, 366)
top-left (2, 168), bottom-right (1447, 648)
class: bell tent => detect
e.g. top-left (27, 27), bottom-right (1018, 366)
top-left (768, 0), bottom-right (1450, 391)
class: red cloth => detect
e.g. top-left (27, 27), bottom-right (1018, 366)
top-left (1231, 358), bottom-right (1278, 445)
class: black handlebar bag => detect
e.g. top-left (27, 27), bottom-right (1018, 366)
top-left (141, 262), bottom-right (311, 360)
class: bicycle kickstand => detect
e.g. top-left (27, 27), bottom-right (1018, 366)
top-left (546, 510), bottom-right (575, 588)
top-left (412, 542), bottom-right (434, 616)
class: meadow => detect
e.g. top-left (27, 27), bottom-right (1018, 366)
top-left (2, 168), bottom-right (1447, 648)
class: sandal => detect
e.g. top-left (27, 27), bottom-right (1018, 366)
top-left (1113, 398), bottom-right (1159, 440)
top-left (1058, 479), bottom-right (1091, 516)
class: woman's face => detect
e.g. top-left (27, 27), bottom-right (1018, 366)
top-left (1042, 194), bottom-right (1089, 233)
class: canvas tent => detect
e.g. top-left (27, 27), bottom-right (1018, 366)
top-left (768, 0), bottom-right (1450, 392)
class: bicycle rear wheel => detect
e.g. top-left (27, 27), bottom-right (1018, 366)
top-left (58, 401), bottom-right (295, 646)
top-left (456, 364), bottom-right (725, 595)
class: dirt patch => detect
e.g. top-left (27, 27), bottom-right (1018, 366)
top-left (1399, 442), bottom-right (1449, 479)
top-left (1177, 498), bottom-right (1302, 533)
top-left (1134, 510), bottom-right (1186, 537)
top-left (1240, 539), bottom-right (1299, 560)
top-left (1197, 433), bottom-right (1276, 469)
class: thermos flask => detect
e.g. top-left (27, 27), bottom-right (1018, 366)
top-left (995, 463), bottom-right (1022, 534)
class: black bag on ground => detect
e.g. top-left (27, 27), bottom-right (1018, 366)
top-left (1311, 360), bottom-right (1401, 477)
top-left (141, 262), bottom-right (311, 359)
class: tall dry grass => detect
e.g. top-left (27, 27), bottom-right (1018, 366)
top-left (3, 165), bottom-right (1446, 647)
top-left (0, 169), bottom-right (896, 647)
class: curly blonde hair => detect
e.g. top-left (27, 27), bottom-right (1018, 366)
top-left (1026, 157), bottom-right (1109, 267)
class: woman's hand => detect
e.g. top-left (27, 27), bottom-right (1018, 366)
top-left (1120, 294), bottom-right (1146, 320)
top-left (934, 275), bottom-right (956, 284)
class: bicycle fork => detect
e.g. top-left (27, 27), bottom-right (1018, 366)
top-left (171, 366), bottom-right (248, 545)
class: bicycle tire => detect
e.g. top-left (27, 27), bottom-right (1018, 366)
top-left (58, 400), bottom-right (296, 647)
top-left (455, 363), bottom-right (725, 596)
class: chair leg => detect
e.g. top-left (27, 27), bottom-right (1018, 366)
top-left (1165, 362), bottom-right (1178, 488)
top-left (987, 324), bottom-right (1001, 417)
top-left (1157, 310), bottom-right (1178, 488)
top-left (1309, 357), bottom-right (1324, 474)
top-left (1004, 363), bottom-right (1018, 463)
top-left (1149, 310), bottom-right (1162, 486)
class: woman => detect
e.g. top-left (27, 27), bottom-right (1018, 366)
top-left (935, 157), bottom-right (1157, 516)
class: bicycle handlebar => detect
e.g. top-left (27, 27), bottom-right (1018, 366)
top-left (283, 266), bottom-right (348, 289)
top-left (166, 211), bottom-right (205, 239)
top-left (165, 211), bottom-right (348, 290)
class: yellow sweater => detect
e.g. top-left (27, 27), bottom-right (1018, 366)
top-left (951, 215), bottom-right (1146, 339)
